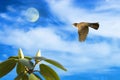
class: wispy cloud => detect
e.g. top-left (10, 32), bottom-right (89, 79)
top-left (0, 24), bottom-right (120, 75)
top-left (0, 13), bottom-right (12, 20)
top-left (95, 0), bottom-right (120, 12)
top-left (46, 0), bottom-right (120, 38)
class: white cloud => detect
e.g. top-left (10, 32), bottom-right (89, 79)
top-left (7, 6), bottom-right (16, 12)
top-left (0, 7), bottom-right (28, 23)
top-left (98, 0), bottom-right (120, 11)
top-left (46, 0), bottom-right (120, 38)
top-left (2, 54), bottom-right (8, 58)
top-left (0, 27), bottom-right (82, 54)
top-left (0, 26), bottom-right (120, 75)
top-left (0, 13), bottom-right (12, 20)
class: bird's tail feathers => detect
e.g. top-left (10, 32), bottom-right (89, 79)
top-left (89, 23), bottom-right (99, 30)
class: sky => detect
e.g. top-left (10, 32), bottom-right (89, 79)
top-left (0, 0), bottom-right (120, 80)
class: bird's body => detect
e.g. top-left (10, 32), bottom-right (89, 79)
top-left (73, 22), bottom-right (99, 42)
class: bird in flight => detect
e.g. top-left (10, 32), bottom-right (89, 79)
top-left (73, 22), bottom-right (99, 42)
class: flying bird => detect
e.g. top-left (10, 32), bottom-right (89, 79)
top-left (73, 22), bottom-right (99, 42)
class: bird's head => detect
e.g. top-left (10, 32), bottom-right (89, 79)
top-left (72, 23), bottom-right (78, 27)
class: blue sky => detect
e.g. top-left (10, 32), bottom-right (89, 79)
top-left (0, 0), bottom-right (120, 80)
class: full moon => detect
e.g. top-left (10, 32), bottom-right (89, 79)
top-left (25, 7), bottom-right (39, 22)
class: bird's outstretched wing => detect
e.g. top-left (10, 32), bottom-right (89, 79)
top-left (78, 27), bottom-right (89, 41)
top-left (89, 23), bottom-right (99, 30)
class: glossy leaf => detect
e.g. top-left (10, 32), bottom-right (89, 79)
top-left (0, 59), bottom-right (17, 78)
top-left (15, 74), bottom-right (22, 80)
top-left (16, 62), bottom-right (26, 74)
top-left (33, 73), bottom-right (44, 80)
top-left (33, 57), bottom-right (67, 71)
top-left (32, 57), bottom-right (46, 61)
top-left (24, 56), bottom-right (32, 60)
top-left (8, 56), bottom-right (31, 60)
top-left (15, 73), bottom-right (29, 80)
top-left (45, 59), bottom-right (67, 71)
top-left (8, 56), bottom-right (18, 59)
top-left (40, 64), bottom-right (60, 80)
top-left (22, 73), bottom-right (29, 80)
top-left (29, 73), bottom-right (40, 80)
top-left (19, 59), bottom-right (34, 70)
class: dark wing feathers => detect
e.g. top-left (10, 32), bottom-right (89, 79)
top-left (89, 23), bottom-right (99, 30)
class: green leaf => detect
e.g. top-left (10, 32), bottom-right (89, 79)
top-left (29, 73), bottom-right (40, 80)
top-left (33, 57), bottom-right (67, 71)
top-left (0, 59), bottom-right (17, 78)
top-left (22, 73), bottom-right (29, 80)
top-left (33, 73), bottom-right (43, 80)
top-left (8, 56), bottom-right (18, 59)
top-left (40, 64), bottom-right (60, 80)
top-left (19, 59), bottom-right (34, 70)
top-left (32, 57), bottom-right (46, 61)
top-left (16, 62), bottom-right (26, 74)
top-left (8, 56), bottom-right (32, 60)
top-left (15, 73), bottom-right (29, 80)
top-left (24, 56), bottom-right (32, 60)
top-left (45, 59), bottom-right (67, 71)
top-left (15, 74), bottom-right (22, 80)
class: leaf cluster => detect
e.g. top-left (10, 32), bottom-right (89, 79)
top-left (0, 49), bottom-right (67, 80)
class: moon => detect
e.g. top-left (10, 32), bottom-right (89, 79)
top-left (25, 7), bottom-right (39, 22)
